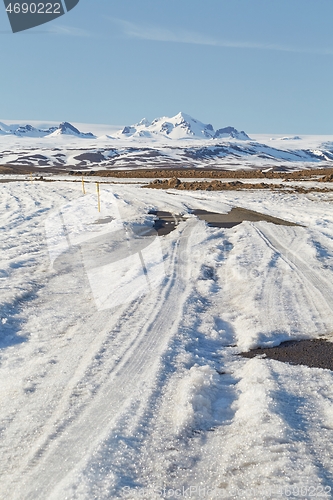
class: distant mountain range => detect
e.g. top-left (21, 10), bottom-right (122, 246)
top-left (1, 112), bottom-right (332, 171)
top-left (0, 113), bottom-right (250, 141)
top-left (0, 121), bottom-right (95, 138)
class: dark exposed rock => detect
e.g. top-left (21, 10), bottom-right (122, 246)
top-left (74, 152), bottom-right (106, 164)
top-left (214, 126), bottom-right (250, 140)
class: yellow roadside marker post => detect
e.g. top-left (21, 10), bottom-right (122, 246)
top-left (96, 182), bottom-right (101, 212)
top-left (82, 176), bottom-right (86, 194)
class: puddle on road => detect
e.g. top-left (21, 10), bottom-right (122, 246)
top-left (147, 211), bottom-right (187, 236)
top-left (240, 339), bottom-right (333, 371)
top-left (146, 207), bottom-right (298, 236)
top-left (101, 206), bottom-right (300, 239)
top-left (192, 207), bottom-right (299, 228)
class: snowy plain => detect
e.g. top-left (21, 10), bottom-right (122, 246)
top-left (1, 177), bottom-right (333, 499)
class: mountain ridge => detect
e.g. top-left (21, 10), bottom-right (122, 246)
top-left (118, 112), bottom-right (250, 141)
top-left (0, 113), bottom-right (249, 141)
top-left (0, 121), bottom-right (95, 138)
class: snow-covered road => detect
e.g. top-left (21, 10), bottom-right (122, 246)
top-left (1, 180), bottom-right (333, 499)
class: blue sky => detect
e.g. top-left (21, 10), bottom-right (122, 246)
top-left (1, 0), bottom-right (333, 133)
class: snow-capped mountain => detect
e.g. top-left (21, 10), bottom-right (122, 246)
top-left (118, 112), bottom-right (250, 141)
top-left (0, 121), bottom-right (95, 138)
top-left (0, 122), bottom-right (57, 137)
top-left (0, 114), bottom-right (248, 141)
top-left (48, 122), bottom-right (96, 138)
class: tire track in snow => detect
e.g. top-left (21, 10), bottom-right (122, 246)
top-left (0, 262), bottom-right (156, 493)
top-left (268, 363), bottom-right (333, 490)
top-left (7, 221), bottom-right (196, 500)
top-left (0, 182), bottom-right (137, 491)
top-left (252, 223), bottom-right (333, 337)
top-left (186, 358), bottom-right (331, 494)
top-left (1, 271), bottom-right (153, 493)
top-left (254, 225), bottom-right (333, 304)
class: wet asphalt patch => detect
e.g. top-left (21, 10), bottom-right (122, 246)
top-left (139, 207), bottom-right (298, 237)
top-left (147, 207), bottom-right (298, 236)
top-left (240, 339), bottom-right (333, 371)
top-left (192, 207), bottom-right (299, 228)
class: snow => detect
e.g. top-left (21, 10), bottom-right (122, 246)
top-left (116, 112), bottom-right (248, 141)
top-left (0, 113), bottom-right (247, 142)
top-left (2, 130), bottom-right (333, 171)
top-left (1, 178), bottom-right (333, 498)
top-left (0, 120), bottom-right (95, 139)
top-left (48, 122), bottom-right (96, 139)
top-left (2, 115), bottom-right (333, 171)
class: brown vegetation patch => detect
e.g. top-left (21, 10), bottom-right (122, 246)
top-left (143, 177), bottom-right (333, 193)
top-left (70, 166), bottom-right (333, 180)
top-left (145, 178), bottom-right (272, 191)
top-left (0, 164), bottom-right (63, 175)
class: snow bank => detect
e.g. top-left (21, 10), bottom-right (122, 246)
top-left (171, 365), bottom-right (220, 434)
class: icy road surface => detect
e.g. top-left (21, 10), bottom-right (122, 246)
top-left (1, 180), bottom-right (333, 499)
